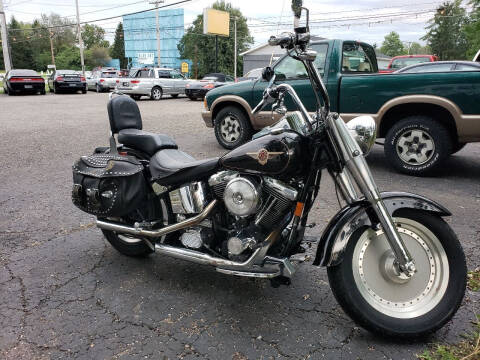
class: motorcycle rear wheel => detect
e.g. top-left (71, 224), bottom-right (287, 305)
top-left (101, 197), bottom-right (176, 257)
top-left (327, 209), bottom-right (466, 338)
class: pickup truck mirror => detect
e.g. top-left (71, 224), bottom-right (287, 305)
top-left (262, 67), bottom-right (275, 81)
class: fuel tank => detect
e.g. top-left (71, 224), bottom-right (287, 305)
top-left (220, 131), bottom-right (307, 176)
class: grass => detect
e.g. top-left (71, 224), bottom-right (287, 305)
top-left (418, 268), bottom-right (480, 360)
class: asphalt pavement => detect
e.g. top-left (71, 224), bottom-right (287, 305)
top-left (0, 92), bottom-right (479, 359)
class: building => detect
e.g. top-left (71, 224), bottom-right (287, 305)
top-left (240, 36), bottom-right (325, 75)
top-left (123, 8), bottom-right (185, 70)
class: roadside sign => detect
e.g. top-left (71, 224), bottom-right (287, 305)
top-left (137, 52), bottom-right (155, 65)
top-left (181, 62), bottom-right (189, 73)
top-left (47, 64), bottom-right (56, 69)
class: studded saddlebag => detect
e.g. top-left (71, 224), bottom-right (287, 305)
top-left (71, 153), bottom-right (148, 217)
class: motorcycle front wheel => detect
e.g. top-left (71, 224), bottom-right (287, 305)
top-left (327, 209), bottom-right (466, 338)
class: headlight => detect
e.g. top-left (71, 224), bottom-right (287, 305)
top-left (346, 116), bottom-right (376, 155)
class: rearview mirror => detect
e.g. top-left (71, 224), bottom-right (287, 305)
top-left (262, 67), bottom-right (275, 81)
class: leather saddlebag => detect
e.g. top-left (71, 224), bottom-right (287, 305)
top-left (72, 153), bottom-right (148, 217)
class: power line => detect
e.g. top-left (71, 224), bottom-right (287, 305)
top-left (6, 0), bottom-right (192, 31)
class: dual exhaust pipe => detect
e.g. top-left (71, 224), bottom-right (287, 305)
top-left (96, 200), bottom-right (294, 277)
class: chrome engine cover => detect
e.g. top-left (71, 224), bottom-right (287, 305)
top-left (169, 181), bottom-right (208, 214)
top-left (223, 177), bottom-right (261, 217)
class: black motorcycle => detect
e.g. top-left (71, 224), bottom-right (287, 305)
top-left (71, 1), bottom-right (466, 338)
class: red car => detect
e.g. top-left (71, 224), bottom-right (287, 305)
top-left (379, 55), bottom-right (439, 73)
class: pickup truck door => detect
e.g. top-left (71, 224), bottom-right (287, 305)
top-left (252, 43), bottom-right (330, 112)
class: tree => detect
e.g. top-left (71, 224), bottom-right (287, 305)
top-left (422, 0), bottom-right (468, 60)
top-left (463, 0), bottom-right (480, 59)
top-left (85, 46), bottom-right (111, 68)
top-left (110, 22), bottom-right (127, 68)
top-left (407, 42), bottom-right (431, 54)
top-left (8, 16), bottom-right (35, 69)
top-left (178, 1), bottom-right (253, 77)
top-left (82, 24), bottom-right (109, 49)
top-left (380, 32), bottom-right (405, 57)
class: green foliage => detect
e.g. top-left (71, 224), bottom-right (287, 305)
top-left (380, 32), bottom-right (405, 57)
top-left (422, 0), bottom-right (468, 60)
top-left (418, 315), bottom-right (480, 359)
top-left (110, 22), bottom-right (127, 69)
top-left (408, 42), bottom-right (431, 55)
top-left (55, 46), bottom-right (82, 70)
top-left (85, 46), bottom-right (111, 68)
top-left (178, 1), bottom-right (253, 78)
top-left (467, 268), bottom-right (480, 291)
top-left (464, 0), bottom-right (480, 59)
top-left (82, 24), bottom-right (109, 49)
top-left (8, 16), bottom-right (35, 69)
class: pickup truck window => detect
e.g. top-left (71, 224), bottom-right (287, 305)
top-left (274, 43), bottom-right (328, 80)
top-left (402, 63), bottom-right (454, 73)
top-left (455, 63), bottom-right (480, 71)
top-left (342, 42), bottom-right (375, 73)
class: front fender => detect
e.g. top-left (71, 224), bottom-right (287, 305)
top-left (312, 191), bottom-right (450, 267)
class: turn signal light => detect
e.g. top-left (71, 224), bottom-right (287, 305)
top-left (202, 83), bottom-right (215, 89)
top-left (56, 76), bottom-right (64, 81)
top-left (99, 79), bottom-right (105, 82)
top-left (80, 76), bottom-right (86, 82)
top-left (131, 80), bottom-right (140, 84)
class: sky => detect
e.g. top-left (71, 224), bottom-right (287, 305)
top-left (2, 0), bottom-right (454, 48)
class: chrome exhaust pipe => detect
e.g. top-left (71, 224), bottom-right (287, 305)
top-left (96, 200), bottom-right (218, 238)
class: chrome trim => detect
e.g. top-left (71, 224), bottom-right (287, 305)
top-left (327, 114), bottom-right (416, 275)
top-left (96, 200), bottom-right (217, 238)
top-left (264, 177), bottom-right (298, 201)
top-left (208, 170), bottom-right (239, 187)
top-left (346, 116), bottom-right (377, 155)
top-left (335, 169), bottom-right (359, 204)
top-left (169, 182), bottom-right (207, 214)
top-left (223, 177), bottom-right (261, 217)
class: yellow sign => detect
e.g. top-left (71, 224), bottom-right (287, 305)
top-left (203, 8), bottom-right (230, 36)
top-left (181, 62), bottom-right (189, 73)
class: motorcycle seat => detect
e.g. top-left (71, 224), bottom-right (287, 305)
top-left (118, 129), bottom-right (177, 156)
top-left (150, 149), bottom-right (219, 186)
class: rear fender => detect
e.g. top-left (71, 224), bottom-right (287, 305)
top-left (312, 191), bottom-right (451, 267)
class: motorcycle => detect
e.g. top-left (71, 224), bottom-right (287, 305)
top-left (71, 1), bottom-right (466, 338)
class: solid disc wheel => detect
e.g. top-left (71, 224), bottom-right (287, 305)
top-left (151, 87), bottom-right (162, 100)
top-left (384, 116), bottom-right (452, 176)
top-left (214, 106), bottom-right (252, 149)
top-left (327, 209), bottom-right (466, 338)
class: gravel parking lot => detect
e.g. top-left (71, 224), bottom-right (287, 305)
top-left (0, 92), bottom-right (479, 359)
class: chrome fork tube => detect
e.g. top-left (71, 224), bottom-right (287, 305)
top-left (328, 113), bottom-right (416, 275)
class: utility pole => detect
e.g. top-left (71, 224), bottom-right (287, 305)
top-left (215, 35), bottom-right (218, 72)
top-left (233, 17), bottom-right (237, 79)
top-left (75, 0), bottom-right (85, 75)
top-left (0, 0), bottom-right (12, 71)
top-left (49, 32), bottom-right (55, 65)
top-left (150, 0), bottom-right (165, 67)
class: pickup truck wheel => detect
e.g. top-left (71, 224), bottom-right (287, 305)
top-left (214, 106), bottom-right (252, 149)
top-left (384, 116), bottom-right (452, 176)
top-left (151, 87), bottom-right (162, 100)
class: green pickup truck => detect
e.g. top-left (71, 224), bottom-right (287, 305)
top-left (201, 39), bottom-right (480, 175)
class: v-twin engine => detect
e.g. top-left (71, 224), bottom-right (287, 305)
top-left (208, 171), bottom-right (298, 231)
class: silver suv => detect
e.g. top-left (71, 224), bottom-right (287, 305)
top-left (116, 67), bottom-right (190, 100)
top-left (86, 68), bottom-right (118, 92)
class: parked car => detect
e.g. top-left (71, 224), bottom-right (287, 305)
top-left (47, 69), bottom-right (86, 94)
top-left (202, 39), bottom-right (480, 176)
top-left (116, 67), bottom-right (189, 100)
top-left (86, 68), bottom-right (118, 92)
top-left (395, 61), bottom-right (480, 73)
top-left (379, 54), bottom-right (439, 74)
top-left (185, 73), bottom-right (234, 100)
top-left (3, 69), bottom-right (45, 95)
top-left (236, 68), bottom-right (262, 82)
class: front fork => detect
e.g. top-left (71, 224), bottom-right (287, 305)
top-left (327, 113), bottom-right (416, 277)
